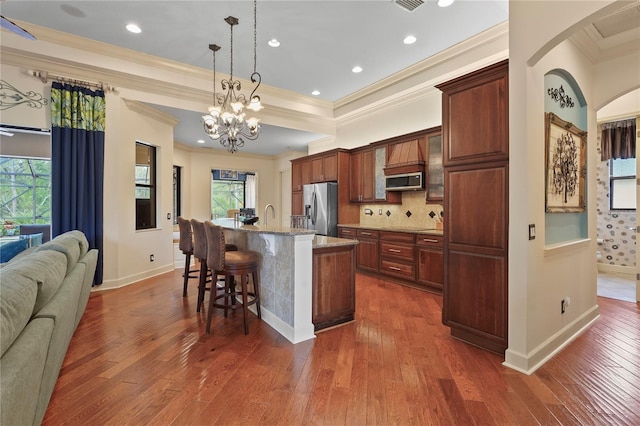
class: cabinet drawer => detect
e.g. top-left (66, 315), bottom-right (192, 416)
top-left (339, 227), bottom-right (357, 238)
top-left (380, 258), bottom-right (415, 279)
top-left (357, 229), bottom-right (379, 239)
top-left (380, 241), bottom-right (414, 260)
top-left (379, 231), bottom-right (415, 243)
top-left (416, 235), bottom-right (443, 247)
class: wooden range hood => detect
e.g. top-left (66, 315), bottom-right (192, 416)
top-left (383, 138), bottom-right (425, 175)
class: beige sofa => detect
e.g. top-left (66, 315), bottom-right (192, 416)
top-left (0, 230), bottom-right (98, 425)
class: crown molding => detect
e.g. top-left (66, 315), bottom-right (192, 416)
top-left (334, 21), bottom-right (509, 110)
top-left (123, 99), bottom-right (180, 127)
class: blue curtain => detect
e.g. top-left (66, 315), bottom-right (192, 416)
top-left (50, 82), bottom-right (105, 284)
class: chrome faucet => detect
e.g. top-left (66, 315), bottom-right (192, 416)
top-left (264, 204), bottom-right (275, 226)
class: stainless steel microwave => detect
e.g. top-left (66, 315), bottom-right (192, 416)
top-left (385, 172), bottom-right (424, 191)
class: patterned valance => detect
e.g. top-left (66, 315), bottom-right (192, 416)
top-left (50, 81), bottom-right (105, 132)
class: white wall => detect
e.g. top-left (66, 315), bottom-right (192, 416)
top-left (175, 145), bottom-right (279, 225)
top-left (506, 0), bottom-right (638, 374)
top-left (101, 99), bottom-right (177, 289)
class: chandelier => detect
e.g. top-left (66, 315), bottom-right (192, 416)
top-left (203, 0), bottom-right (263, 153)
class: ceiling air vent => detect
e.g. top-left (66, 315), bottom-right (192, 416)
top-left (394, 0), bottom-right (424, 12)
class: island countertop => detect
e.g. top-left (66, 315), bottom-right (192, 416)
top-left (213, 218), bottom-right (316, 235)
top-left (313, 235), bottom-right (359, 249)
top-left (214, 218), bottom-right (359, 248)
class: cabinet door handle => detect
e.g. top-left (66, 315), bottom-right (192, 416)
top-left (422, 238), bottom-right (439, 243)
top-left (361, 232), bottom-right (372, 236)
top-left (388, 266), bottom-right (401, 271)
top-left (388, 248), bottom-right (401, 253)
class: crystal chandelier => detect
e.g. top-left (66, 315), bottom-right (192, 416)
top-left (203, 0), bottom-right (263, 153)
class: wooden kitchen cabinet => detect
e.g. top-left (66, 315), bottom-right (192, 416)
top-left (426, 129), bottom-right (444, 202)
top-left (291, 190), bottom-right (303, 216)
top-left (350, 146), bottom-right (399, 203)
top-left (338, 227), bottom-right (357, 239)
top-left (416, 234), bottom-right (444, 292)
top-left (355, 229), bottom-right (379, 272)
top-left (379, 231), bottom-right (415, 281)
top-left (437, 59), bottom-right (508, 355)
top-left (312, 152), bottom-right (338, 182)
top-left (339, 226), bottom-right (378, 272)
top-left (301, 159), bottom-right (312, 186)
top-left (312, 244), bottom-right (356, 331)
top-left (291, 161), bottom-right (302, 191)
top-left (291, 158), bottom-right (312, 190)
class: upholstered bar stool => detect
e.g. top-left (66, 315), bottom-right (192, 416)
top-left (177, 217), bottom-right (199, 297)
top-left (191, 219), bottom-right (239, 312)
top-left (204, 221), bottom-right (261, 335)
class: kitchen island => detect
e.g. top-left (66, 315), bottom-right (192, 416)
top-left (213, 219), bottom-right (357, 343)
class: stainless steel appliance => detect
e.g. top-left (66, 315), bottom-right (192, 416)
top-left (385, 171), bottom-right (424, 191)
top-left (303, 182), bottom-right (338, 237)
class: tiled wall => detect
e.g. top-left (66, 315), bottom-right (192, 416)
top-left (359, 191), bottom-right (443, 229)
top-left (596, 137), bottom-right (636, 267)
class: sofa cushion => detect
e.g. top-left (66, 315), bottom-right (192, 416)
top-left (0, 268), bottom-right (38, 357)
top-left (35, 233), bottom-right (82, 274)
top-left (0, 317), bottom-right (53, 426)
top-left (65, 230), bottom-right (89, 258)
top-left (0, 238), bottom-right (29, 263)
top-left (11, 250), bottom-right (68, 315)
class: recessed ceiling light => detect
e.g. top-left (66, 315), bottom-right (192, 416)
top-left (268, 38), bottom-right (280, 47)
top-left (197, 139), bottom-right (205, 144)
top-left (352, 66), bottom-right (363, 73)
top-left (311, 90), bottom-right (320, 96)
top-left (126, 23), bottom-right (141, 34)
top-left (437, 0), bottom-right (455, 7)
top-left (403, 35), bottom-right (417, 45)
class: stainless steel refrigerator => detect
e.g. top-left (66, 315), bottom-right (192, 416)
top-left (303, 182), bottom-right (338, 237)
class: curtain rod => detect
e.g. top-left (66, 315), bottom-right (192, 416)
top-left (28, 70), bottom-right (117, 93)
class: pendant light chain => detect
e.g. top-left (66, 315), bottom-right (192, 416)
top-left (253, 0), bottom-right (257, 74)
top-left (229, 21), bottom-right (234, 81)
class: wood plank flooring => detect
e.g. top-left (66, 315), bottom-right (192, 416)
top-left (43, 269), bottom-right (640, 425)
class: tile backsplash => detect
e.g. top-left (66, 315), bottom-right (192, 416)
top-left (359, 191), bottom-right (443, 228)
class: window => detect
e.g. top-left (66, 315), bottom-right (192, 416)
top-left (610, 158), bottom-right (636, 210)
top-left (210, 169), bottom-right (255, 219)
top-left (135, 142), bottom-right (156, 229)
top-left (0, 156), bottom-right (51, 234)
top-left (173, 165), bottom-right (181, 225)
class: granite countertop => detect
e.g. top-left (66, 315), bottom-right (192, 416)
top-left (338, 223), bottom-right (443, 236)
top-left (313, 235), bottom-right (359, 249)
top-left (213, 218), bottom-right (316, 236)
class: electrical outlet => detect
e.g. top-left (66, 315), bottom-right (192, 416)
top-left (150, 254), bottom-right (154, 262)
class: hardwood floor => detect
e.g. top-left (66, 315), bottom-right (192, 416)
top-left (44, 269), bottom-right (640, 425)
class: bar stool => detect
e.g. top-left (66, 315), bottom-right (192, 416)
top-left (191, 219), bottom-right (239, 312)
top-left (204, 221), bottom-right (261, 335)
top-left (177, 217), bottom-right (198, 297)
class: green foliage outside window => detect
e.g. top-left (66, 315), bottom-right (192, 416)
top-left (211, 180), bottom-right (244, 219)
top-left (0, 157), bottom-right (51, 235)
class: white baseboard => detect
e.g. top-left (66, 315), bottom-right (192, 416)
top-left (94, 263), bottom-right (174, 291)
top-left (255, 306), bottom-right (316, 344)
top-left (503, 304), bottom-right (600, 375)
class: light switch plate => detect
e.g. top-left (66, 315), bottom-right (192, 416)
top-left (528, 224), bottom-right (535, 240)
